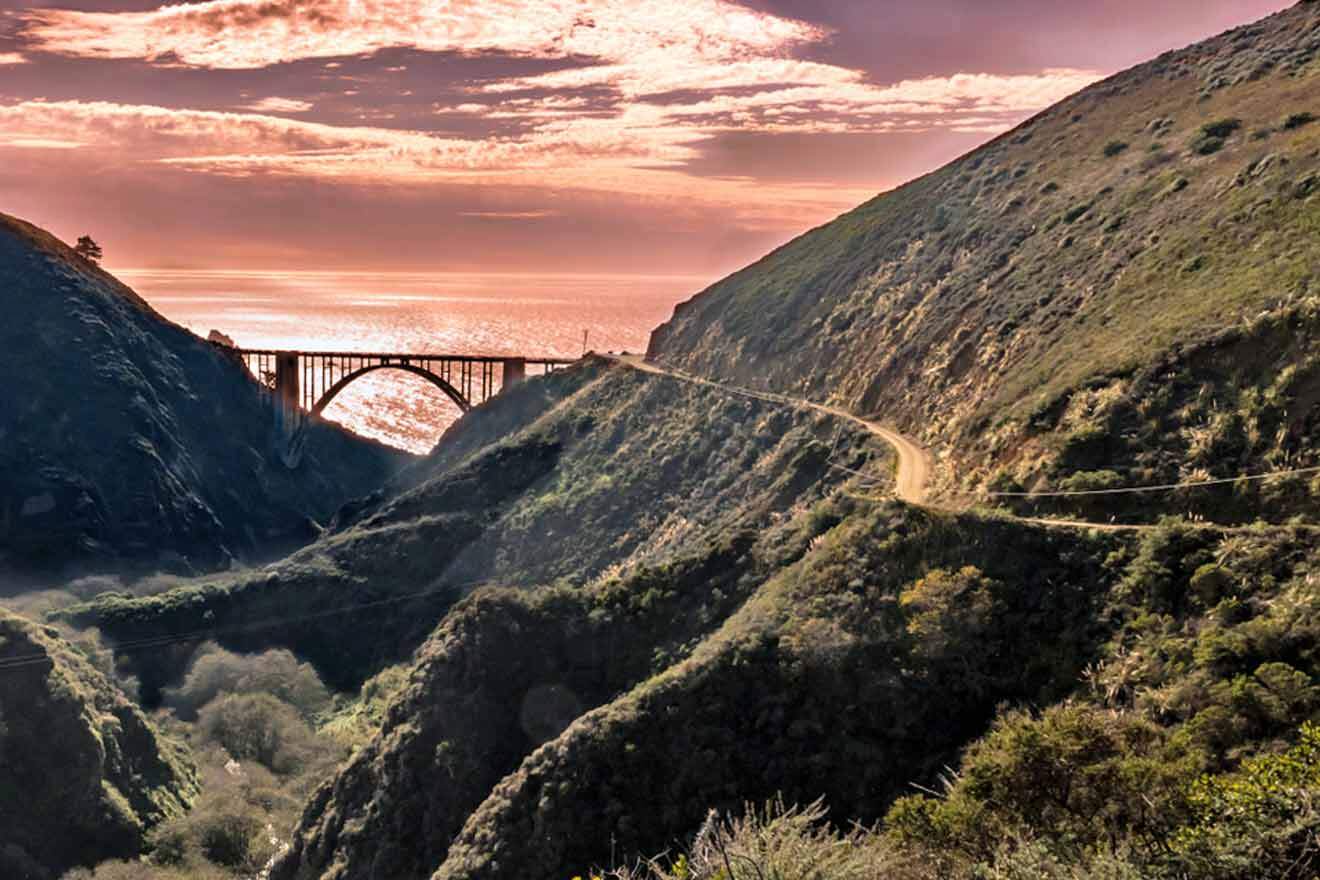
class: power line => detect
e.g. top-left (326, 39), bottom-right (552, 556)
top-left (637, 356), bottom-right (1320, 505)
top-left (987, 464), bottom-right (1320, 498)
top-left (0, 577), bottom-right (487, 674)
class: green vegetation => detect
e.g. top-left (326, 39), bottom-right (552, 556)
top-left (647, 2), bottom-right (1320, 521)
top-left (61, 359), bottom-right (888, 698)
top-left (1192, 118), bottom-right (1243, 155)
top-left (66, 639), bottom-right (350, 879)
top-left (1283, 111), bottom-right (1317, 130)
top-left (0, 611), bottom-right (195, 879)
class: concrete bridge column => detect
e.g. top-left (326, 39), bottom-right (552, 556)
top-left (502, 357), bottom-right (526, 388)
top-left (275, 352), bottom-right (300, 412)
top-left (273, 352), bottom-right (305, 468)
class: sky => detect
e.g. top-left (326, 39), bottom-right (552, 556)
top-left (0, 0), bottom-right (1296, 275)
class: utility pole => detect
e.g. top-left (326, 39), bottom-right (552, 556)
top-left (582, 329), bottom-right (589, 357)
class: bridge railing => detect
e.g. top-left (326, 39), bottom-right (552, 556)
top-left (232, 348), bottom-right (578, 415)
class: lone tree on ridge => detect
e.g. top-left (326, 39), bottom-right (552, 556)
top-left (74, 235), bottom-right (103, 264)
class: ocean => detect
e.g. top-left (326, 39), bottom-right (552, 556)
top-left (118, 269), bottom-right (707, 453)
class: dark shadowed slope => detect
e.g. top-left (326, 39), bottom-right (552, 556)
top-left (650, 1), bottom-right (1320, 522)
top-left (0, 212), bottom-right (407, 577)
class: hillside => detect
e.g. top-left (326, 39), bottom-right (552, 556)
top-left (0, 610), bottom-right (196, 879)
top-left (0, 213), bottom-right (406, 577)
top-left (42, 5), bottom-right (1320, 880)
top-left (62, 358), bottom-right (889, 698)
top-left (650, 0), bottom-right (1320, 522)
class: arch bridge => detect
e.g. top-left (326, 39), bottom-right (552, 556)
top-left (235, 349), bottom-right (578, 417)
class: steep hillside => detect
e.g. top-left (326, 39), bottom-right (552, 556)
top-left (0, 610), bottom-right (196, 878)
top-left (650, 1), bottom-right (1320, 520)
top-left (63, 359), bottom-right (890, 697)
top-left (0, 212), bottom-right (405, 577)
top-left (273, 504), bottom-right (1120, 880)
top-left (45, 7), bottom-right (1320, 880)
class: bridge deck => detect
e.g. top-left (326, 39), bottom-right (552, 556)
top-left (231, 346), bottom-right (581, 416)
top-left (235, 348), bottom-right (577, 364)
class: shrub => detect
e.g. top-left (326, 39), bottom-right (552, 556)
top-left (1103, 140), bottom-right (1130, 157)
top-left (887, 705), bottom-right (1205, 864)
top-left (605, 799), bottom-right (897, 880)
top-left (1190, 564), bottom-right (1233, 606)
top-left (1060, 470), bottom-right (1124, 493)
top-left (196, 693), bottom-right (320, 774)
top-left (1201, 118), bottom-right (1243, 139)
top-left (1062, 203), bottom-right (1092, 224)
top-left (900, 566), bottom-right (1003, 667)
top-left (192, 807), bottom-right (265, 869)
top-left (1173, 722), bottom-right (1320, 878)
top-left (1283, 112), bottom-right (1316, 130)
top-left (165, 643), bottom-right (331, 720)
top-left (1057, 423), bottom-right (1111, 470)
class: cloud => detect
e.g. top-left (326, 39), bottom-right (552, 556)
top-left (459, 210), bottom-right (560, 220)
top-left (0, 99), bottom-right (878, 229)
top-left (11, 0), bottom-right (1102, 171)
top-left (0, 136), bottom-right (83, 149)
top-left (243, 97), bottom-right (315, 113)
top-left (0, 53), bottom-right (28, 65)
top-left (0, 2), bottom-right (1104, 238)
top-left (14, 0), bottom-right (822, 70)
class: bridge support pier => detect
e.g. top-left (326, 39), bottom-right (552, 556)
top-left (502, 357), bottom-right (526, 388)
top-left (272, 351), bottom-right (305, 468)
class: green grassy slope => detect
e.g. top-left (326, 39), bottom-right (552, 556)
top-left (62, 360), bottom-right (891, 697)
top-left (649, 2), bottom-right (1320, 518)
top-left (271, 503), bottom-right (1120, 880)
top-left (0, 610), bottom-right (197, 879)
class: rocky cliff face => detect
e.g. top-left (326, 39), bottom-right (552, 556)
top-left (0, 212), bottom-right (406, 577)
top-left (649, 1), bottom-right (1320, 519)
top-left (0, 610), bottom-right (196, 878)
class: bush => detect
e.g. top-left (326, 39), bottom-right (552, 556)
top-left (197, 693), bottom-right (320, 775)
top-left (165, 643), bottom-right (331, 721)
top-left (1201, 118), bottom-right (1243, 139)
top-left (886, 705), bottom-right (1205, 865)
top-left (900, 566), bottom-right (1003, 669)
top-left (1283, 112), bottom-right (1316, 130)
top-left (605, 799), bottom-right (898, 880)
top-left (1173, 722), bottom-right (1320, 878)
top-left (192, 807), bottom-right (266, 869)
top-left (1103, 140), bottom-right (1130, 157)
top-left (144, 789), bottom-right (278, 878)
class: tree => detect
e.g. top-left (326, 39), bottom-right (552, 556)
top-left (74, 235), bottom-right (102, 264)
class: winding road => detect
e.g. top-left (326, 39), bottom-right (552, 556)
top-left (609, 354), bottom-right (1320, 537)
top-left (611, 353), bottom-right (932, 502)
top-left (608, 354), bottom-right (1161, 533)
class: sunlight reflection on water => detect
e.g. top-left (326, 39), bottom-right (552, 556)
top-left (120, 269), bottom-right (704, 453)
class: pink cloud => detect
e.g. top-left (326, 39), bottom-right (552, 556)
top-left (15, 0), bottom-right (822, 70)
top-left (243, 97), bottom-right (315, 113)
top-left (0, 99), bottom-right (878, 228)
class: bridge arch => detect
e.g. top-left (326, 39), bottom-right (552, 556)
top-left (311, 363), bottom-right (471, 417)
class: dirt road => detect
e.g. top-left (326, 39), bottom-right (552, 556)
top-left (611, 354), bottom-right (931, 504)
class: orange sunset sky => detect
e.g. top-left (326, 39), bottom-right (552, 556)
top-left (0, 0), bottom-right (1295, 276)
